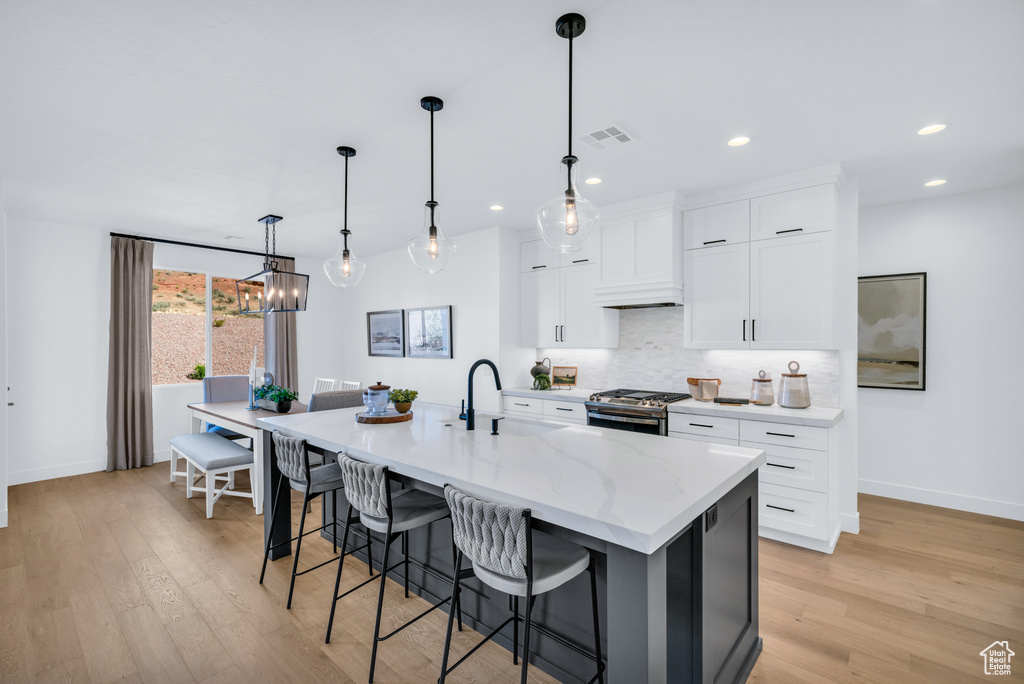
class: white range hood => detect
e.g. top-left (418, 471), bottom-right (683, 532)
top-left (592, 191), bottom-right (685, 308)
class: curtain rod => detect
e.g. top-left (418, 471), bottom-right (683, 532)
top-left (109, 232), bottom-right (295, 260)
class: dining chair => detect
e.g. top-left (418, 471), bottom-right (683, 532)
top-left (312, 377), bottom-right (337, 395)
top-left (341, 380), bottom-right (361, 390)
top-left (439, 485), bottom-right (604, 684)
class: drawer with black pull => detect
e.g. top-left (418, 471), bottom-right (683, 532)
top-left (740, 420), bottom-right (827, 451)
top-left (502, 397), bottom-right (544, 416)
top-left (745, 441), bottom-right (827, 493)
top-left (542, 400), bottom-right (587, 424)
top-left (758, 483), bottom-right (828, 539)
top-left (667, 414), bottom-right (739, 442)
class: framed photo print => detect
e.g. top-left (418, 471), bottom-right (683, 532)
top-left (405, 305), bottom-right (453, 359)
top-left (858, 272), bottom-right (926, 390)
top-left (367, 309), bottom-right (405, 357)
top-left (551, 366), bottom-right (578, 387)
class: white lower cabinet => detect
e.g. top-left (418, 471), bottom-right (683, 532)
top-left (669, 413), bottom-right (839, 552)
top-left (503, 397), bottom-right (586, 425)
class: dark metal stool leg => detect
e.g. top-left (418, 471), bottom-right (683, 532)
top-left (402, 531), bottom-right (410, 598)
top-left (259, 476), bottom-right (285, 585)
top-left (438, 550), bottom-right (464, 684)
top-left (287, 485), bottom-right (311, 609)
top-left (368, 526), bottom-right (395, 683)
top-left (325, 504), bottom-right (355, 644)
top-left (520, 593), bottom-right (535, 684)
top-left (332, 490), bottom-right (338, 554)
top-left (513, 595), bottom-right (520, 665)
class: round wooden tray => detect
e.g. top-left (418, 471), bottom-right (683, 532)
top-left (355, 410), bottom-right (413, 424)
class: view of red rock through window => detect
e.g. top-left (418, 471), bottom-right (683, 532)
top-left (151, 270), bottom-right (264, 385)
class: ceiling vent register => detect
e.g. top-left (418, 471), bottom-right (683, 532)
top-left (579, 124), bottom-right (636, 151)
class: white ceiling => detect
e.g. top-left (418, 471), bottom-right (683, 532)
top-left (2, 0), bottom-right (1022, 260)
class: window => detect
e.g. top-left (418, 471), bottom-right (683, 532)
top-left (151, 270), bottom-right (264, 385)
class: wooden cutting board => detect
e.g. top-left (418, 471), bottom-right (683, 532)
top-left (355, 410), bottom-right (413, 424)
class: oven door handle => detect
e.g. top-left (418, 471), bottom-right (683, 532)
top-left (587, 412), bottom-right (661, 426)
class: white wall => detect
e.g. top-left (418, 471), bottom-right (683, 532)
top-left (1, 185), bottom-right (8, 526)
top-left (859, 184), bottom-right (1024, 521)
top-left (297, 226), bottom-right (528, 415)
top-left (7, 218), bottom-right (110, 484)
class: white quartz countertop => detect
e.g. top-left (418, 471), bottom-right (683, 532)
top-left (258, 402), bottom-right (764, 555)
top-left (502, 387), bottom-right (597, 403)
top-left (667, 399), bottom-right (844, 428)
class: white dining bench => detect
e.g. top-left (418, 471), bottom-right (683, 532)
top-left (169, 432), bottom-right (256, 518)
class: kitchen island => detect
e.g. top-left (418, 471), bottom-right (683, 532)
top-left (258, 402), bottom-right (765, 684)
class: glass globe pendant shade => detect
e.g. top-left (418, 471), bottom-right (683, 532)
top-left (407, 201), bottom-right (455, 274)
top-left (323, 236), bottom-right (366, 288)
top-left (536, 156), bottom-right (599, 252)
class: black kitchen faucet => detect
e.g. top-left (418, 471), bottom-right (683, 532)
top-left (466, 358), bottom-right (502, 431)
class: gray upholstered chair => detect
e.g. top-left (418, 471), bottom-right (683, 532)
top-left (259, 432), bottom-right (369, 610)
top-left (307, 389), bottom-right (365, 413)
top-left (202, 375), bottom-right (251, 443)
top-left (325, 455), bottom-right (463, 683)
top-left (439, 485), bottom-right (604, 684)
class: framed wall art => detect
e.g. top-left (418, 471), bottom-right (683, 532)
top-left (405, 305), bottom-right (453, 359)
top-left (857, 272), bottom-right (926, 390)
top-left (367, 309), bottom-right (405, 357)
top-left (551, 365), bottom-right (578, 388)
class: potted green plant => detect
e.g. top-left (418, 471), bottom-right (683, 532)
top-left (533, 373), bottom-right (551, 390)
top-left (388, 388), bottom-right (418, 414)
top-left (254, 384), bottom-right (299, 413)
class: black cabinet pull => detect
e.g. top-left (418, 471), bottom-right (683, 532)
top-left (555, 407), bottom-right (573, 412)
top-left (689, 423), bottom-right (714, 428)
top-left (767, 463), bottom-right (796, 469)
top-left (703, 239), bottom-right (727, 245)
top-left (555, 325), bottom-right (559, 343)
top-left (532, 264), bottom-right (547, 269)
top-left (572, 258), bottom-right (589, 263)
top-left (514, 403), bottom-right (530, 407)
top-left (752, 319), bottom-right (756, 341)
top-left (766, 504), bottom-right (796, 513)
top-left (766, 431), bottom-right (795, 438)
top-left (742, 319), bottom-right (746, 342)
top-left (560, 325), bottom-right (564, 342)
top-left (776, 228), bottom-right (803, 235)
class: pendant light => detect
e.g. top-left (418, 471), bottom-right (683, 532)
top-left (408, 96), bottom-right (456, 273)
top-left (235, 215), bottom-right (310, 313)
top-left (323, 146), bottom-right (367, 287)
top-left (536, 13), bottom-right (600, 253)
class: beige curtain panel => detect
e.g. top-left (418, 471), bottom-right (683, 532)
top-left (106, 236), bottom-right (155, 471)
top-left (265, 258), bottom-right (299, 392)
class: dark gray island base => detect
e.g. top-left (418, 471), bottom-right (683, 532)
top-left (263, 429), bottom-right (760, 684)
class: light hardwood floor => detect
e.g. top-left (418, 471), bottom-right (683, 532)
top-left (0, 466), bottom-right (1021, 683)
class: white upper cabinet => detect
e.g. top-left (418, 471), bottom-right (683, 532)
top-left (520, 264), bottom-right (618, 349)
top-left (520, 239), bottom-right (561, 272)
top-left (750, 185), bottom-right (835, 241)
top-left (684, 243), bottom-right (750, 349)
top-left (749, 232), bottom-right (834, 349)
top-left (683, 200), bottom-right (750, 250)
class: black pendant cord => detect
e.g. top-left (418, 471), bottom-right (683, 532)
top-left (343, 153), bottom-right (350, 252)
top-left (430, 107), bottom-right (435, 204)
top-left (568, 32), bottom-right (573, 159)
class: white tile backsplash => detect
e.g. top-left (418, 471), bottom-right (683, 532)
top-left (538, 307), bottom-right (840, 407)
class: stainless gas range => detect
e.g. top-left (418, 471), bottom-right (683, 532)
top-left (585, 389), bottom-right (692, 436)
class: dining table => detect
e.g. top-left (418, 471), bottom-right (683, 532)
top-left (186, 400), bottom-right (307, 515)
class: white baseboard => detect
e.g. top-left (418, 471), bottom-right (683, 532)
top-left (9, 458), bottom-right (107, 485)
top-left (759, 524), bottom-right (840, 554)
top-left (840, 511), bottom-right (860, 534)
top-left (859, 479), bottom-right (1024, 522)
top-left (154, 448), bottom-right (171, 464)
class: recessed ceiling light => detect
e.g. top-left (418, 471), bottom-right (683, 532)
top-left (917, 123), bottom-right (947, 135)
top-left (489, 205), bottom-right (503, 211)
top-left (924, 179), bottom-right (947, 187)
top-left (585, 177), bottom-right (602, 185)
top-left (728, 136), bottom-right (750, 147)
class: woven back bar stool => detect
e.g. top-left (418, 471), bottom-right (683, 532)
top-left (326, 455), bottom-right (464, 684)
top-left (440, 485), bottom-right (605, 684)
top-left (259, 432), bottom-right (371, 609)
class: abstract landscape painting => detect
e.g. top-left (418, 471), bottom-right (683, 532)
top-left (858, 272), bottom-right (926, 390)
